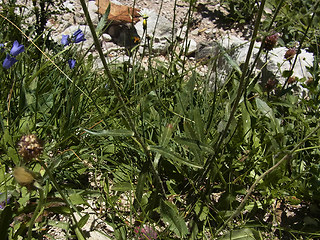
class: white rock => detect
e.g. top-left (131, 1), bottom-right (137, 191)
top-left (214, 35), bottom-right (314, 92)
top-left (135, 9), bottom-right (176, 54)
top-left (88, 1), bottom-right (99, 25)
top-left (181, 38), bottom-right (197, 56)
top-left (101, 33), bottom-right (113, 42)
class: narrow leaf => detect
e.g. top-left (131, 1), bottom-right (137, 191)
top-left (174, 137), bottom-right (214, 154)
top-left (148, 145), bottom-right (203, 169)
top-left (78, 213), bottom-right (90, 229)
top-left (96, 3), bottom-right (111, 36)
top-left (219, 228), bottom-right (258, 240)
top-left (83, 129), bottom-right (134, 137)
top-left (160, 200), bottom-right (188, 238)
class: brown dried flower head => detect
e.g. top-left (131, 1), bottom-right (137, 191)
top-left (288, 76), bottom-right (296, 84)
top-left (265, 78), bottom-right (278, 92)
top-left (264, 33), bottom-right (279, 51)
top-left (284, 48), bottom-right (296, 60)
top-left (18, 134), bottom-right (43, 161)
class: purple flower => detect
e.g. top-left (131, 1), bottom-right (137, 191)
top-left (134, 226), bottom-right (157, 240)
top-left (61, 35), bottom-right (70, 46)
top-left (68, 59), bottom-right (76, 69)
top-left (73, 33), bottom-right (86, 43)
top-left (3, 54), bottom-right (18, 69)
top-left (72, 29), bottom-right (86, 43)
top-left (73, 29), bottom-right (83, 37)
top-left (0, 43), bottom-right (4, 53)
top-left (10, 40), bottom-right (24, 56)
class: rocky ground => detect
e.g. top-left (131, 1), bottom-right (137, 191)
top-left (12, 1), bottom-right (315, 239)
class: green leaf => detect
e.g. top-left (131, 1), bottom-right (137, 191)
top-left (78, 213), bottom-right (90, 229)
top-left (83, 129), bottom-right (134, 137)
top-left (174, 137), bottom-right (214, 154)
top-left (241, 102), bottom-right (252, 142)
top-left (218, 43), bottom-right (242, 75)
top-left (255, 98), bottom-right (274, 120)
top-left (112, 182), bottom-right (134, 191)
top-left (69, 193), bottom-right (86, 205)
top-left (48, 219), bottom-right (70, 230)
top-left (96, 3), bottom-right (111, 36)
top-left (160, 200), bottom-right (188, 238)
top-left (148, 145), bottom-right (203, 169)
top-left (282, 70), bottom-right (293, 78)
top-left (219, 228), bottom-right (259, 240)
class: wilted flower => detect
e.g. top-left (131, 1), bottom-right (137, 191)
top-left (68, 59), bottom-right (76, 69)
top-left (265, 78), bottom-right (278, 92)
top-left (284, 47), bottom-right (296, 60)
top-left (134, 226), bottom-right (157, 240)
top-left (13, 167), bottom-right (35, 188)
top-left (61, 35), bottom-right (70, 46)
top-left (264, 33), bottom-right (279, 51)
top-left (3, 54), bottom-right (17, 69)
top-left (72, 29), bottom-right (86, 43)
top-left (10, 40), bottom-right (25, 56)
top-left (18, 134), bottom-right (43, 161)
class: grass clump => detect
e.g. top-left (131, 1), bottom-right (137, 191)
top-left (1, 0), bottom-right (320, 239)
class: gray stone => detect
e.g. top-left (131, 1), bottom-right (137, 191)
top-left (135, 9), bottom-right (176, 55)
top-left (181, 38), bottom-right (197, 56)
top-left (88, 0), bottom-right (99, 25)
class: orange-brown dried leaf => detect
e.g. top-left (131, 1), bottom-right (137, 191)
top-left (95, 0), bottom-right (140, 24)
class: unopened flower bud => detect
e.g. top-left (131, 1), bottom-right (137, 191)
top-left (13, 167), bottom-right (35, 188)
top-left (284, 48), bottom-right (296, 60)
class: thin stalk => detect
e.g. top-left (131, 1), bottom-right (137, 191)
top-left (215, 123), bottom-right (320, 236)
top-left (27, 188), bottom-right (44, 240)
top-left (201, 0), bottom-right (266, 181)
top-left (40, 162), bottom-right (85, 239)
top-left (79, 0), bottom-right (166, 196)
top-left (247, 0), bottom-right (285, 79)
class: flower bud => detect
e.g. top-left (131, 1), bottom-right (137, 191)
top-left (13, 167), bottom-right (35, 188)
top-left (284, 48), bottom-right (296, 60)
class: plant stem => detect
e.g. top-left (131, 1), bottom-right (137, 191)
top-left (201, 0), bottom-right (266, 181)
top-left (27, 188), bottom-right (43, 240)
top-left (79, 0), bottom-right (166, 196)
top-left (40, 162), bottom-right (85, 239)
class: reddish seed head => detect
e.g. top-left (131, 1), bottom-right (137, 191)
top-left (264, 33), bottom-right (279, 51)
top-left (265, 78), bottom-right (278, 92)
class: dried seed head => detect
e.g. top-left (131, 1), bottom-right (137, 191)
top-left (13, 167), bottom-right (35, 188)
top-left (265, 78), bottom-right (278, 92)
top-left (264, 33), bottom-right (279, 51)
top-left (284, 48), bottom-right (296, 60)
top-left (18, 134), bottom-right (43, 161)
top-left (288, 76), bottom-right (296, 84)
